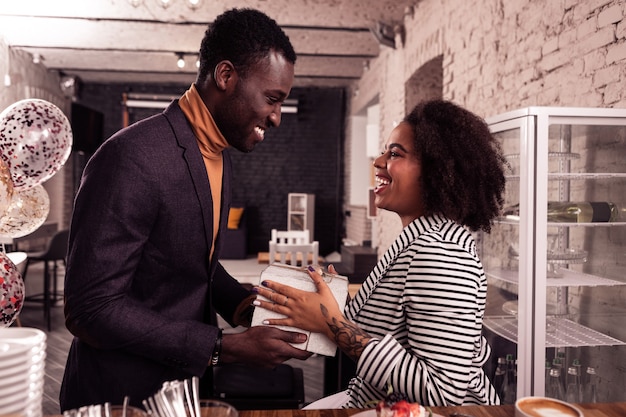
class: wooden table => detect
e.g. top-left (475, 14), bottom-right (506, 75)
top-left (47, 402), bottom-right (626, 417)
top-left (239, 402), bottom-right (626, 417)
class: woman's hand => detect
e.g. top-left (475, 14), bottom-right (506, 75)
top-left (253, 264), bottom-right (344, 341)
top-left (253, 265), bottom-right (372, 360)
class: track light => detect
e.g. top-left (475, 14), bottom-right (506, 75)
top-left (370, 21), bottom-right (405, 49)
top-left (187, 0), bottom-right (203, 10)
top-left (156, 0), bottom-right (172, 9)
top-left (176, 53), bottom-right (185, 69)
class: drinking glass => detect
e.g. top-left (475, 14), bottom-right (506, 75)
top-left (199, 400), bottom-right (238, 417)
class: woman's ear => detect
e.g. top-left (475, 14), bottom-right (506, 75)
top-left (213, 60), bottom-right (237, 91)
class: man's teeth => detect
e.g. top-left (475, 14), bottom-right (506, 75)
top-left (376, 177), bottom-right (390, 186)
top-left (255, 126), bottom-right (265, 139)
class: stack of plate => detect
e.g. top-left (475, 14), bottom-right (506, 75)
top-left (0, 327), bottom-right (47, 417)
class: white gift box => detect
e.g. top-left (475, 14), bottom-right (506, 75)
top-left (251, 264), bottom-right (349, 356)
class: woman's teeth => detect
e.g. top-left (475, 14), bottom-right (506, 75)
top-left (376, 176), bottom-right (390, 186)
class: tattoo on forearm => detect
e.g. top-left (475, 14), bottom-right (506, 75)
top-left (320, 304), bottom-right (370, 361)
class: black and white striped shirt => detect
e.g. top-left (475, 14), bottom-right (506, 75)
top-left (344, 214), bottom-right (499, 407)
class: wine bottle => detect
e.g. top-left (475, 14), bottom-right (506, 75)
top-left (501, 354), bottom-right (517, 404)
top-left (503, 202), bottom-right (621, 223)
top-left (565, 365), bottom-right (581, 403)
top-left (547, 367), bottom-right (565, 401)
top-left (494, 357), bottom-right (507, 398)
top-left (547, 201), bottom-right (620, 223)
top-left (583, 367), bottom-right (599, 403)
top-left (572, 359), bottom-right (583, 403)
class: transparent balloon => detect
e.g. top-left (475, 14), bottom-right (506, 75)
top-left (0, 251), bottom-right (24, 327)
top-left (0, 99), bottom-right (72, 189)
top-left (0, 184), bottom-right (50, 238)
top-left (0, 157), bottom-right (14, 219)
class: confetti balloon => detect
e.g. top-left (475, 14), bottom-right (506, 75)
top-left (0, 184), bottom-right (50, 239)
top-left (0, 99), bottom-right (72, 190)
top-left (0, 252), bottom-right (24, 327)
top-left (0, 157), bottom-right (14, 219)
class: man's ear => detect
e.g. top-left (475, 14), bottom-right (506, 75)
top-left (213, 60), bottom-right (237, 91)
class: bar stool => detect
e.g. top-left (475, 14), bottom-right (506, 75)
top-left (22, 229), bottom-right (69, 331)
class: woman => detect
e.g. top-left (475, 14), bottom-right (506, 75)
top-left (254, 100), bottom-right (507, 407)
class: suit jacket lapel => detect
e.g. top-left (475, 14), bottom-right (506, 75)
top-left (163, 102), bottom-right (217, 266)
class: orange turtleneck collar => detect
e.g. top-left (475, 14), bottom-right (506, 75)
top-left (179, 83), bottom-right (229, 157)
top-left (178, 83), bottom-right (227, 260)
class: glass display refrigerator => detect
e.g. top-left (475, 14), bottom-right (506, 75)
top-left (480, 107), bottom-right (626, 404)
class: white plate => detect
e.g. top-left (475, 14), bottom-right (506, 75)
top-left (0, 346), bottom-right (46, 369)
top-left (0, 341), bottom-right (45, 362)
top-left (0, 361), bottom-right (31, 379)
top-left (0, 398), bottom-right (27, 415)
top-left (0, 389), bottom-right (28, 404)
top-left (0, 370), bottom-right (34, 388)
top-left (303, 391), bottom-right (350, 409)
top-left (0, 328), bottom-right (46, 345)
top-left (0, 342), bottom-right (31, 360)
top-left (351, 408), bottom-right (445, 417)
top-left (0, 381), bottom-right (30, 399)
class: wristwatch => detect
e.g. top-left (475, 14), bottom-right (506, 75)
top-left (211, 328), bottom-right (223, 366)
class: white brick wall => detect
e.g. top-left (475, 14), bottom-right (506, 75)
top-left (349, 0), bottom-right (626, 255)
top-left (346, 0), bottom-right (626, 401)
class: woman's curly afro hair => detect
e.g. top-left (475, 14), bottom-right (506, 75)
top-left (404, 100), bottom-right (507, 233)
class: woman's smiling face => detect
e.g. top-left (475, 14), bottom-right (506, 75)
top-left (373, 122), bottom-right (425, 227)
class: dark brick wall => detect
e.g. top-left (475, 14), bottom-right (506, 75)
top-left (227, 87), bottom-right (345, 256)
top-left (76, 83), bottom-right (345, 257)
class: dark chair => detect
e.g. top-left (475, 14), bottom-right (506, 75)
top-left (211, 363), bottom-right (305, 410)
top-left (22, 229), bottom-right (69, 331)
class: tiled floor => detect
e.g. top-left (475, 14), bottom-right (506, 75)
top-left (11, 257), bottom-right (325, 415)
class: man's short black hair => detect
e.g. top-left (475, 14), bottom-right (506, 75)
top-left (197, 8), bottom-right (296, 82)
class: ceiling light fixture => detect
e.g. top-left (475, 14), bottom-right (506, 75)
top-left (156, 0), bottom-right (172, 9)
top-left (370, 21), bottom-right (405, 49)
top-left (370, 21), bottom-right (396, 48)
top-left (187, 0), bottom-right (203, 10)
top-left (128, 0), bottom-right (144, 6)
top-left (176, 53), bottom-right (186, 69)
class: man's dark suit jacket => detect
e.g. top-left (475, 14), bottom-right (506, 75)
top-left (60, 101), bottom-right (251, 410)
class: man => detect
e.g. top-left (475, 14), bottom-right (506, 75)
top-left (60, 8), bottom-right (310, 410)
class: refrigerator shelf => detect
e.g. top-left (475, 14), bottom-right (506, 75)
top-left (505, 172), bottom-right (626, 180)
top-left (496, 218), bottom-right (626, 227)
top-left (486, 267), bottom-right (626, 287)
top-left (484, 316), bottom-right (626, 348)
